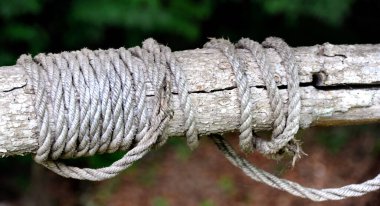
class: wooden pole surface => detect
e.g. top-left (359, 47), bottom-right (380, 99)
top-left (1, 42), bottom-right (380, 157)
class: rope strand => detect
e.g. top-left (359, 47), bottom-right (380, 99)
top-left (204, 38), bottom-right (256, 152)
top-left (16, 37), bottom-right (380, 201)
top-left (211, 134), bottom-right (380, 201)
top-left (17, 38), bottom-right (191, 180)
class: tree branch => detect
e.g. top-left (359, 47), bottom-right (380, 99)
top-left (1, 42), bottom-right (380, 157)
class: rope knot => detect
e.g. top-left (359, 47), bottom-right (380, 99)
top-left (17, 36), bottom-right (301, 180)
top-left (206, 37), bottom-right (302, 161)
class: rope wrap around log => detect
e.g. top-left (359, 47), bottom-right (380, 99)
top-left (15, 37), bottom-right (380, 201)
top-left (17, 39), bottom-right (196, 180)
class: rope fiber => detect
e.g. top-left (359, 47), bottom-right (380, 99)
top-left (16, 37), bottom-right (380, 200)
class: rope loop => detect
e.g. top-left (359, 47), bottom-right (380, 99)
top-left (205, 37), bottom-right (302, 160)
top-left (16, 37), bottom-right (380, 201)
top-left (17, 38), bottom-right (197, 180)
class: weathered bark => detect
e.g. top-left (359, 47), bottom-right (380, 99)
top-left (1, 42), bottom-right (380, 157)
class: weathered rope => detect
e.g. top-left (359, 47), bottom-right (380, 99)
top-left (211, 134), bottom-right (380, 201)
top-left (209, 38), bottom-right (380, 201)
top-left (204, 39), bottom-right (256, 152)
top-left (16, 37), bottom-right (380, 201)
top-left (17, 38), bottom-right (198, 180)
top-left (204, 38), bottom-right (302, 160)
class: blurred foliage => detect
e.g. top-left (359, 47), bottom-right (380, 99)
top-left (316, 125), bottom-right (380, 154)
top-left (0, 156), bottom-right (31, 200)
top-left (69, 0), bottom-right (213, 41)
top-left (373, 138), bottom-right (380, 156)
top-left (316, 127), bottom-right (355, 153)
top-left (2, 0), bottom-right (380, 203)
top-left (152, 196), bottom-right (170, 206)
top-left (84, 176), bottom-right (122, 206)
top-left (170, 137), bottom-right (192, 161)
top-left (86, 151), bottom-right (126, 168)
top-left (258, 0), bottom-right (354, 26)
top-left (136, 164), bottom-right (158, 186)
top-left (0, 0), bottom-right (369, 65)
top-left (217, 175), bottom-right (236, 195)
top-left (0, 0), bottom-right (42, 18)
top-left (199, 199), bottom-right (215, 206)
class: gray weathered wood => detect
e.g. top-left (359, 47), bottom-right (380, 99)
top-left (1, 42), bottom-right (380, 157)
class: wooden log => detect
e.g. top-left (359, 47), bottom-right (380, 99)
top-left (1, 42), bottom-right (380, 157)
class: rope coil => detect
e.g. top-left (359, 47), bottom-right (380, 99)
top-left (17, 37), bottom-right (380, 201)
top-left (17, 38), bottom-right (197, 180)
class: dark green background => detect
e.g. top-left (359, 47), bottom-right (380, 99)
top-left (1, 0), bottom-right (380, 205)
top-left (1, 0), bottom-right (380, 66)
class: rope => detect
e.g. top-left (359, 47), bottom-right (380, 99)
top-left (211, 134), bottom-right (380, 201)
top-left (17, 38), bottom-right (197, 180)
top-left (204, 38), bottom-right (302, 160)
top-left (16, 37), bottom-right (380, 201)
top-left (204, 39), bottom-right (256, 152)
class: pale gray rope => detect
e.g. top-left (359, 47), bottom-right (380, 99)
top-left (211, 134), bottom-right (380, 201)
top-left (237, 38), bottom-right (302, 161)
top-left (209, 37), bottom-right (380, 201)
top-left (236, 39), bottom-right (288, 150)
top-left (130, 40), bottom-right (199, 148)
top-left (17, 38), bottom-right (198, 180)
top-left (16, 37), bottom-right (380, 200)
top-left (204, 38), bottom-right (256, 152)
top-left (205, 38), bottom-right (301, 159)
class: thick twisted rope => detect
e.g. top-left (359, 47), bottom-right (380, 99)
top-left (240, 38), bottom-right (302, 162)
top-left (204, 39), bottom-right (256, 152)
top-left (211, 134), bottom-right (380, 201)
top-left (209, 37), bottom-right (380, 201)
top-left (17, 38), bottom-right (198, 180)
top-left (16, 37), bottom-right (380, 201)
top-left (204, 38), bottom-right (302, 159)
